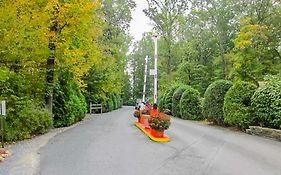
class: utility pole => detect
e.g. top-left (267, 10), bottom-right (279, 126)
top-left (142, 56), bottom-right (149, 102)
top-left (152, 33), bottom-right (159, 104)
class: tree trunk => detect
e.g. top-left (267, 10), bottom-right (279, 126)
top-left (46, 36), bottom-right (55, 114)
top-left (166, 37), bottom-right (172, 75)
top-left (219, 43), bottom-right (226, 79)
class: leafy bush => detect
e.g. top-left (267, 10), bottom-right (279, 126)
top-left (123, 98), bottom-right (135, 106)
top-left (53, 70), bottom-right (87, 127)
top-left (252, 80), bottom-right (281, 129)
top-left (174, 62), bottom-right (210, 96)
top-left (180, 87), bottom-right (202, 120)
top-left (5, 98), bottom-right (52, 141)
top-left (203, 80), bottom-right (233, 125)
top-left (224, 81), bottom-right (257, 129)
top-left (158, 95), bottom-right (165, 112)
top-left (172, 85), bottom-right (190, 118)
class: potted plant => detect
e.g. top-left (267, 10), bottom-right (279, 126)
top-left (133, 108), bottom-right (140, 122)
top-left (148, 113), bottom-right (171, 137)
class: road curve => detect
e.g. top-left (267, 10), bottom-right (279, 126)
top-left (38, 106), bottom-right (281, 175)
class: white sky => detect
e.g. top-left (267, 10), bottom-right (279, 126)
top-left (130, 0), bottom-right (153, 41)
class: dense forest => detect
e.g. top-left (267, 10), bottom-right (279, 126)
top-left (128, 0), bottom-right (281, 130)
top-left (0, 0), bottom-right (280, 141)
top-left (0, 0), bottom-right (135, 141)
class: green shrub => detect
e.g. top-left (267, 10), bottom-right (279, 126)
top-left (163, 85), bottom-right (180, 115)
top-left (203, 80), bottom-right (233, 125)
top-left (107, 96), bottom-right (114, 111)
top-left (5, 98), bottom-right (52, 141)
top-left (53, 70), bottom-right (87, 127)
top-left (158, 95), bottom-right (165, 112)
top-left (116, 94), bottom-right (121, 108)
top-left (119, 95), bottom-right (122, 108)
top-left (180, 87), bottom-right (202, 120)
top-left (112, 94), bottom-right (117, 110)
top-left (252, 80), bottom-right (281, 129)
top-left (172, 85), bottom-right (190, 118)
top-left (123, 98), bottom-right (135, 106)
top-left (224, 81), bottom-right (257, 129)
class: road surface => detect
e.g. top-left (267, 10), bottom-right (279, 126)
top-left (38, 106), bottom-right (281, 175)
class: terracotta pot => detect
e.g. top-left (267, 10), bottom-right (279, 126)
top-left (140, 116), bottom-right (144, 124)
top-left (151, 129), bottom-right (164, 137)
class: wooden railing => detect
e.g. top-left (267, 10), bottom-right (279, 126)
top-left (89, 103), bottom-right (102, 114)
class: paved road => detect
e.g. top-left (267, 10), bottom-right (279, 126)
top-left (38, 106), bottom-right (281, 175)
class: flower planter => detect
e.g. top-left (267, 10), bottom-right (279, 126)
top-left (139, 116), bottom-right (144, 124)
top-left (151, 129), bottom-right (164, 137)
top-left (142, 114), bottom-right (151, 128)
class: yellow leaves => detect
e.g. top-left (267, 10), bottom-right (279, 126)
top-left (235, 40), bottom-right (252, 49)
top-left (240, 17), bottom-right (252, 25)
top-left (234, 18), bottom-right (269, 50)
top-left (0, 0), bottom-right (105, 89)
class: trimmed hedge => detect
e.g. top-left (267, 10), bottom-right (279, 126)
top-left (163, 85), bottom-right (180, 115)
top-left (179, 86), bottom-right (202, 120)
top-left (252, 81), bottom-right (281, 129)
top-left (203, 80), bottom-right (233, 125)
top-left (172, 85), bottom-right (190, 118)
top-left (224, 81), bottom-right (257, 129)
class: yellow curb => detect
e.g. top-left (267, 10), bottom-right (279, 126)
top-left (134, 122), bottom-right (170, 142)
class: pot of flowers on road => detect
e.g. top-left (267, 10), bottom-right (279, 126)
top-left (148, 112), bottom-right (171, 137)
top-left (133, 107), bottom-right (140, 122)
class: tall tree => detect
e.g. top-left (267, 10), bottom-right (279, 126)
top-left (45, 0), bottom-right (102, 113)
top-left (144, 0), bottom-right (190, 75)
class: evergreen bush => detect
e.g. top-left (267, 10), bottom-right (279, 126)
top-left (179, 87), bottom-right (202, 120)
top-left (116, 94), bottom-right (121, 108)
top-left (224, 81), bottom-right (257, 129)
top-left (163, 85), bottom-right (180, 115)
top-left (252, 80), bottom-right (281, 129)
top-left (172, 85), bottom-right (190, 118)
top-left (203, 80), bottom-right (233, 125)
top-left (53, 70), bottom-right (87, 127)
top-left (112, 94), bottom-right (117, 110)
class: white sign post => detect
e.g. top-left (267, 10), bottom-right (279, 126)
top-left (0, 101), bottom-right (6, 148)
top-left (0, 101), bottom-right (6, 116)
top-left (149, 69), bottom-right (156, 76)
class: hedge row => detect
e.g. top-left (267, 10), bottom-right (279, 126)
top-left (252, 80), bottom-right (281, 129)
top-left (105, 93), bottom-right (122, 112)
top-left (223, 82), bottom-right (257, 129)
top-left (159, 85), bottom-right (202, 120)
top-left (163, 77), bottom-right (281, 130)
top-left (203, 80), bottom-right (233, 125)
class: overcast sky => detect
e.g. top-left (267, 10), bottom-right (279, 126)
top-left (129, 0), bottom-right (153, 41)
